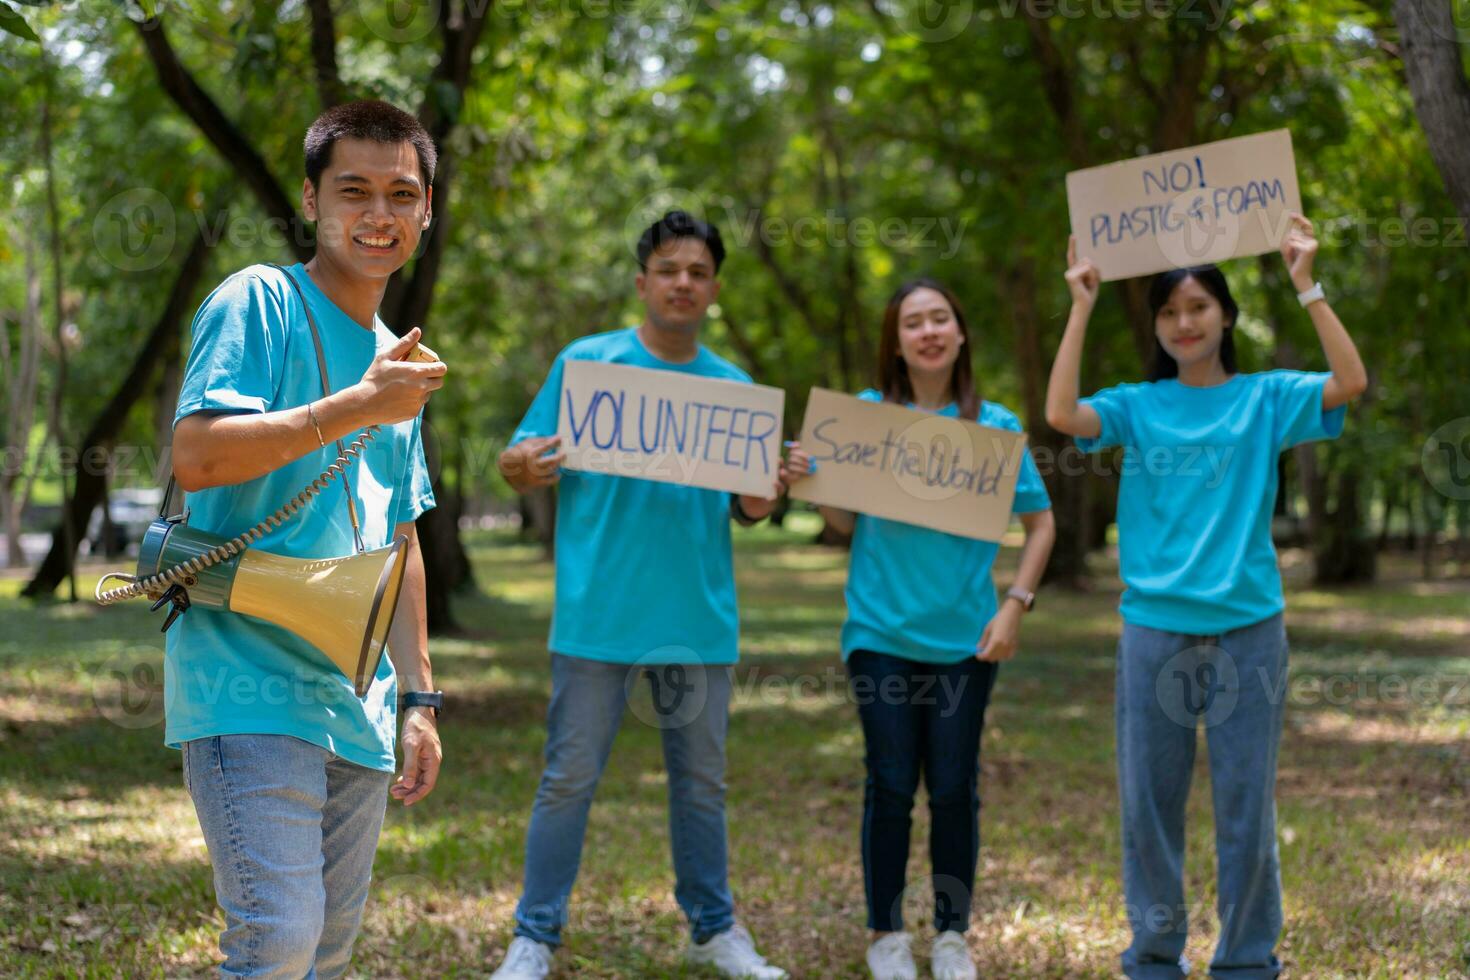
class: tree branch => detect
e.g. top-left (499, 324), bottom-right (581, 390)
top-left (133, 13), bottom-right (311, 259)
top-left (381, 0), bottom-right (495, 332)
top-left (307, 0), bottom-right (346, 109)
top-left (1022, 3), bottom-right (1090, 167)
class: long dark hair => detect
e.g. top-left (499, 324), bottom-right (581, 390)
top-left (1146, 265), bottom-right (1240, 382)
top-left (877, 278), bottom-right (981, 420)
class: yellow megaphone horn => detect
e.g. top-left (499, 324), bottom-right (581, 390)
top-left (123, 521), bottom-right (407, 697)
top-left (96, 426), bottom-right (407, 698)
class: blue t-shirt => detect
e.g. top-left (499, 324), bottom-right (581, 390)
top-left (841, 390), bottom-right (1053, 665)
top-left (165, 263), bottom-right (436, 771)
top-left (1077, 370), bottom-right (1345, 635)
top-left (511, 328), bottom-right (753, 665)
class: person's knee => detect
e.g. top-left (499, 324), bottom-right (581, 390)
top-left (926, 776), bottom-right (978, 813)
top-left (866, 762), bottom-right (921, 805)
top-left (668, 761), bottom-right (727, 804)
top-left (231, 907), bottom-right (325, 979)
top-left (538, 744), bottom-right (605, 802)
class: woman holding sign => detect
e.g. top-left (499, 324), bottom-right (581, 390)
top-left (1044, 214), bottom-right (1367, 980)
top-left (788, 279), bottom-right (1055, 980)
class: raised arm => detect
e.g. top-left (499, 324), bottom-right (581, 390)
top-left (1280, 213), bottom-right (1368, 410)
top-left (1044, 237), bottom-right (1104, 439)
top-left (173, 328), bottom-right (445, 492)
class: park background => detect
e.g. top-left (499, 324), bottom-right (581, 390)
top-left (1, 0), bottom-right (1467, 976)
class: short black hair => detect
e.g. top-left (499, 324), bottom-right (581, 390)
top-left (1146, 264), bottom-right (1241, 381)
top-left (304, 100), bottom-right (437, 189)
top-left (636, 210), bottom-right (725, 272)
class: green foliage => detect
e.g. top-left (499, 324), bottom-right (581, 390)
top-left (0, 0), bottom-right (1463, 550)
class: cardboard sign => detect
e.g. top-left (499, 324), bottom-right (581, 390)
top-left (1066, 129), bottom-right (1303, 282)
top-left (788, 389), bottom-right (1026, 542)
top-left (557, 359), bottom-right (786, 498)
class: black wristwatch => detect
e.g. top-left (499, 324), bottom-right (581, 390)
top-left (400, 690), bottom-right (444, 718)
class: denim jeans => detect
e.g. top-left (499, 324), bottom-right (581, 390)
top-left (1116, 613), bottom-right (1288, 980)
top-left (847, 649), bottom-right (999, 934)
top-left (183, 734), bottom-right (391, 979)
top-left (513, 653), bottom-right (736, 947)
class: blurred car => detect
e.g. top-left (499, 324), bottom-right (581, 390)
top-left (86, 487), bottom-right (165, 557)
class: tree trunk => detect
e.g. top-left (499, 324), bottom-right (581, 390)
top-left (1395, 0), bottom-right (1470, 222)
top-left (414, 403), bottom-right (474, 633)
top-left (1312, 461), bottom-right (1377, 585)
top-left (1003, 254), bottom-right (1090, 586)
top-left (40, 60), bottom-right (76, 601)
top-left (1, 228), bottom-right (44, 569)
top-left (520, 486), bottom-right (556, 559)
top-left (22, 215), bottom-right (216, 598)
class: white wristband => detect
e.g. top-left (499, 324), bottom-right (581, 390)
top-left (1297, 282), bottom-right (1326, 308)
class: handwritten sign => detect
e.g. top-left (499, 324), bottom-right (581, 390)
top-left (557, 360), bottom-right (785, 498)
top-left (1066, 129), bottom-right (1303, 282)
top-left (788, 389), bottom-right (1026, 542)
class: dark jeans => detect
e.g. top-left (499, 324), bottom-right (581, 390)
top-left (847, 649), bottom-right (999, 934)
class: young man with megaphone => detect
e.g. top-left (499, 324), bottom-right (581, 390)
top-left (166, 101), bottom-right (446, 977)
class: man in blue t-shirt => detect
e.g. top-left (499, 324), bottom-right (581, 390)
top-left (168, 101), bottom-right (446, 977)
top-left (489, 212), bottom-right (789, 980)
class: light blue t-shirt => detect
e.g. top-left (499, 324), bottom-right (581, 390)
top-left (1077, 370), bottom-right (1345, 635)
top-left (841, 391), bottom-right (1053, 665)
top-left (511, 328), bottom-right (752, 665)
top-left (165, 263), bottom-right (436, 772)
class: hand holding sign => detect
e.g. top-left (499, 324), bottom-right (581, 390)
top-left (1064, 236), bottom-right (1101, 310)
top-left (499, 435), bottom-right (565, 492)
top-left (1279, 212), bottom-right (1319, 291)
top-left (779, 442), bottom-right (815, 491)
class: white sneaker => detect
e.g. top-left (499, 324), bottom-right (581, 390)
top-left (866, 931), bottom-right (917, 980)
top-left (686, 923), bottom-right (789, 979)
top-left (490, 936), bottom-right (554, 979)
top-left (930, 930), bottom-right (977, 980)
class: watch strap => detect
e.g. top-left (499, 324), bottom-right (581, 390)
top-left (1005, 586), bottom-right (1036, 612)
top-left (400, 690), bottom-right (444, 716)
top-left (1296, 281), bottom-right (1326, 308)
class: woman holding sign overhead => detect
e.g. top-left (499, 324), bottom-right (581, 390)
top-left (1044, 214), bottom-right (1367, 980)
top-left (787, 279), bottom-right (1055, 980)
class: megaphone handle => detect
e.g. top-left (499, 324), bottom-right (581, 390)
top-left (150, 583), bottom-right (191, 632)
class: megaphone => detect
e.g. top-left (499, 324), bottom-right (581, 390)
top-left (96, 425), bottom-right (406, 699)
top-left (131, 520), bottom-right (407, 697)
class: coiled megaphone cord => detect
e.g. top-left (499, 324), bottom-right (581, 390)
top-left (94, 425), bottom-right (381, 605)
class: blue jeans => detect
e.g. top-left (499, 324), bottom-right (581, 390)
top-left (514, 653), bottom-right (736, 947)
top-left (183, 734), bottom-right (391, 979)
top-left (847, 649), bottom-right (998, 934)
top-left (1116, 613), bottom-right (1288, 980)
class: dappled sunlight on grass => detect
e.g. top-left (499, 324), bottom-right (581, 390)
top-left (0, 523), bottom-right (1465, 975)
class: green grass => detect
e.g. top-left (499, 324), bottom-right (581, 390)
top-left (1, 514), bottom-right (1467, 977)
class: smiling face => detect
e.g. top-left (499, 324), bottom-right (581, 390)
top-left (1155, 274), bottom-right (1230, 371)
top-left (301, 137), bottom-right (432, 283)
top-left (635, 236), bottom-right (721, 334)
top-left (896, 286), bottom-right (965, 378)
